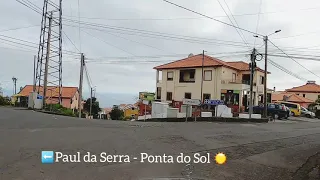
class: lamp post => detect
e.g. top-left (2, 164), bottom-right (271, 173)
top-left (254, 30), bottom-right (281, 118)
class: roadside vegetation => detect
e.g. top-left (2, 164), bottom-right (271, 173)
top-left (0, 96), bottom-right (11, 106)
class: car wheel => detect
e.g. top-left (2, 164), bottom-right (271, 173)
top-left (274, 114), bottom-right (279, 120)
top-left (284, 114), bottom-right (288, 119)
top-left (290, 112), bottom-right (294, 116)
top-left (306, 114), bottom-right (311, 118)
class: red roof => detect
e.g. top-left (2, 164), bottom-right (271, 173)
top-left (153, 55), bottom-right (267, 73)
top-left (154, 54), bottom-right (240, 70)
top-left (286, 81), bottom-right (320, 93)
top-left (272, 92), bottom-right (313, 103)
top-left (226, 61), bottom-right (269, 73)
top-left (18, 85), bottom-right (78, 98)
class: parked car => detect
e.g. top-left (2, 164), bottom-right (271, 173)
top-left (301, 106), bottom-right (315, 118)
top-left (284, 106), bottom-right (290, 119)
top-left (253, 103), bottom-right (288, 120)
top-left (276, 101), bottom-right (301, 116)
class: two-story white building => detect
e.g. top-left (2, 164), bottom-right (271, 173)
top-left (154, 54), bottom-right (272, 112)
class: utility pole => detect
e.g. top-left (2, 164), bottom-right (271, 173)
top-left (200, 50), bottom-right (205, 103)
top-left (90, 87), bottom-right (93, 118)
top-left (42, 12), bottom-right (53, 108)
top-left (249, 48), bottom-right (257, 119)
top-left (33, 55), bottom-right (36, 92)
top-left (78, 53), bottom-right (85, 118)
top-left (12, 77), bottom-right (17, 95)
top-left (263, 36), bottom-right (268, 118)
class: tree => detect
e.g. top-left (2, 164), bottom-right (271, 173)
top-left (83, 97), bottom-right (101, 118)
top-left (109, 106), bottom-right (124, 120)
top-left (316, 97), bottom-right (320, 104)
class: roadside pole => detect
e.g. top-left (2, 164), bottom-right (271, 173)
top-left (263, 36), bottom-right (268, 118)
top-left (249, 48), bottom-right (256, 119)
top-left (185, 105), bottom-right (188, 122)
top-left (144, 104), bottom-right (146, 122)
top-left (78, 53), bottom-right (85, 118)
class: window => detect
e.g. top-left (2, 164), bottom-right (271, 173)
top-left (156, 87), bottom-right (161, 99)
top-left (167, 71), bottom-right (173, 81)
top-left (190, 72), bottom-right (195, 79)
top-left (303, 94), bottom-right (306, 98)
top-left (166, 92), bottom-right (172, 101)
top-left (179, 69), bottom-right (196, 83)
top-left (185, 93), bottom-right (192, 99)
top-left (203, 94), bottom-right (211, 100)
top-left (232, 73), bottom-right (236, 82)
top-left (204, 70), bottom-right (212, 81)
top-left (318, 95), bottom-right (320, 99)
top-left (260, 76), bottom-right (264, 84)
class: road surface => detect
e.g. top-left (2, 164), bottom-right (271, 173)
top-left (0, 107), bottom-right (319, 180)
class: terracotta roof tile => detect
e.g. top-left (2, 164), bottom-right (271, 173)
top-left (153, 54), bottom-right (239, 70)
top-left (18, 85), bottom-right (78, 98)
top-left (286, 82), bottom-right (320, 93)
top-left (272, 92), bottom-right (313, 103)
top-left (226, 61), bottom-right (269, 73)
top-left (153, 55), bottom-right (267, 73)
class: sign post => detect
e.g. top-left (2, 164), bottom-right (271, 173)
top-left (183, 99), bottom-right (201, 122)
top-left (143, 100), bottom-right (149, 122)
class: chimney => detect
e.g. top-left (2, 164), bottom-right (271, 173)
top-left (307, 80), bottom-right (316, 84)
top-left (273, 87), bottom-right (276, 92)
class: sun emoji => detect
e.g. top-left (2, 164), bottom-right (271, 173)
top-left (215, 152), bottom-right (227, 165)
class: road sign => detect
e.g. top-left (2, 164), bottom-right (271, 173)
top-left (143, 100), bottom-right (149, 105)
top-left (204, 99), bottom-right (224, 105)
top-left (183, 99), bottom-right (201, 106)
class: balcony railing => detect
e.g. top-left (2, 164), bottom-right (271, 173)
top-left (221, 79), bottom-right (250, 85)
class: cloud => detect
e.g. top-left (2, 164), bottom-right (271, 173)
top-left (1, 0), bottom-right (320, 105)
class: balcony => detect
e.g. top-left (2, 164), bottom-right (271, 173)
top-left (221, 79), bottom-right (250, 85)
top-left (221, 79), bottom-right (250, 91)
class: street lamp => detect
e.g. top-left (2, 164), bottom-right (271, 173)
top-left (254, 30), bottom-right (281, 118)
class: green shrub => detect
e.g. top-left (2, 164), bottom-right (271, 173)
top-left (62, 108), bottom-right (75, 117)
top-left (0, 96), bottom-right (10, 106)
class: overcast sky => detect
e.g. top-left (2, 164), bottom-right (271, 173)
top-left (1, 0), bottom-right (320, 107)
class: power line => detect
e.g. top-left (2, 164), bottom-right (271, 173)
top-left (15, 0), bottom-right (42, 14)
top-left (63, 23), bottom-right (251, 49)
top-left (81, 30), bottom-right (137, 56)
top-left (0, 34), bottom-right (79, 55)
top-left (62, 17), bottom-right (251, 46)
top-left (217, 0), bottom-right (250, 48)
top-left (253, 0), bottom-right (263, 47)
top-left (84, 51), bottom-right (250, 61)
top-left (0, 25), bottom-right (39, 32)
top-left (268, 40), bottom-right (320, 79)
top-left (268, 58), bottom-right (307, 82)
top-left (77, 0), bottom-right (82, 51)
top-left (268, 54), bottom-right (320, 62)
top-left (62, 6), bottom-right (320, 21)
top-left (162, 0), bottom-right (262, 36)
top-left (62, 31), bottom-right (80, 53)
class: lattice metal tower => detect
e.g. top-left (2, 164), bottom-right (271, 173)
top-left (34, 0), bottom-right (62, 107)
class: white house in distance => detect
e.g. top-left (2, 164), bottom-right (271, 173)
top-left (153, 54), bottom-right (272, 112)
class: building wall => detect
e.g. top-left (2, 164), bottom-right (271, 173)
top-left (294, 92), bottom-right (319, 102)
top-left (160, 67), bottom-right (221, 102)
top-left (157, 66), bottom-right (265, 104)
top-left (70, 91), bottom-right (79, 110)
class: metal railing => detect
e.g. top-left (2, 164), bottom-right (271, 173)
top-left (221, 79), bottom-right (250, 85)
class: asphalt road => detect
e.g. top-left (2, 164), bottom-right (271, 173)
top-left (0, 107), bottom-right (319, 180)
